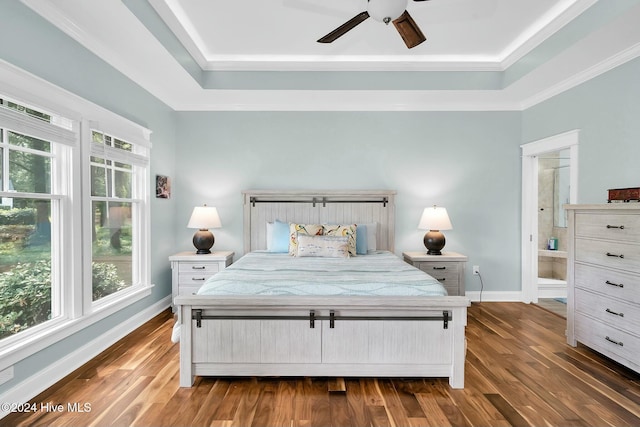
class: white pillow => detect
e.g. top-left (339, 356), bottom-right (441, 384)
top-left (296, 234), bottom-right (350, 258)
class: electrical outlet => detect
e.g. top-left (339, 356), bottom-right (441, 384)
top-left (473, 265), bottom-right (480, 275)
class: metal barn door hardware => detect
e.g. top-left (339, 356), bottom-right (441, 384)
top-left (193, 309), bottom-right (451, 329)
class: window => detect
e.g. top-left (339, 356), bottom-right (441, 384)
top-left (0, 72), bottom-right (151, 366)
top-left (89, 130), bottom-right (149, 303)
top-left (0, 100), bottom-right (66, 340)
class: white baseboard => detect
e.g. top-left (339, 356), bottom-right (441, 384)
top-left (0, 296), bottom-right (171, 419)
top-left (465, 291), bottom-right (523, 302)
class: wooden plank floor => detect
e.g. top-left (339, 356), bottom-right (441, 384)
top-left (3, 302), bottom-right (640, 427)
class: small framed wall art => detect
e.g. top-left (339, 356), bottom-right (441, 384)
top-left (156, 175), bottom-right (171, 199)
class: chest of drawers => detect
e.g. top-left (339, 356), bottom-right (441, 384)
top-left (169, 251), bottom-right (234, 309)
top-left (566, 204), bottom-right (640, 373)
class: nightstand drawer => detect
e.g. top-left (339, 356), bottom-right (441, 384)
top-left (178, 285), bottom-right (202, 296)
top-left (178, 262), bottom-right (220, 274)
top-left (178, 273), bottom-right (214, 286)
top-left (417, 263), bottom-right (459, 284)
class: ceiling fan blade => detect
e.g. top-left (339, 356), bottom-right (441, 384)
top-left (317, 11), bottom-right (370, 43)
top-left (392, 10), bottom-right (426, 49)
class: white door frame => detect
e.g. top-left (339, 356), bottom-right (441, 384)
top-left (521, 130), bottom-right (579, 304)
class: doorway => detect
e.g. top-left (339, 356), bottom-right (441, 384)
top-left (521, 130), bottom-right (579, 304)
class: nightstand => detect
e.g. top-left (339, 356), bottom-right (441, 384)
top-left (403, 251), bottom-right (467, 296)
top-left (169, 251), bottom-right (234, 308)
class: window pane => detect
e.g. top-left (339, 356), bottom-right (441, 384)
top-left (0, 199), bottom-right (54, 339)
top-left (6, 101), bottom-right (52, 124)
top-left (9, 149), bottom-right (51, 194)
top-left (114, 168), bottom-right (131, 198)
top-left (113, 138), bottom-right (132, 152)
top-left (8, 131), bottom-right (51, 153)
top-left (91, 201), bottom-right (132, 300)
top-left (91, 160), bottom-right (107, 197)
top-left (7, 132), bottom-right (51, 194)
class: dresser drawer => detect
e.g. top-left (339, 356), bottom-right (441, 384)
top-left (575, 313), bottom-right (640, 365)
top-left (575, 289), bottom-right (640, 334)
top-left (575, 238), bottom-right (640, 273)
top-left (575, 263), bottom-right (640, 305)
top-left (576, 212), bottom-right (640, 242)
top-left (178, 262), bottom-right (220, 274)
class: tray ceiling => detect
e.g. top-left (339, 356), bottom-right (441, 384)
top-left (19, 0), bottom-right (640, 110)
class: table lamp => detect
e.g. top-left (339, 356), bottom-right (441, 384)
top-left (418, 205), bottom-right (452, 255)
top-left (187, 205), bottom-right (221, 254)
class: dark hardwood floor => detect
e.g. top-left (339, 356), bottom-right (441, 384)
top-left (3, 302), bottom-right (640, 427)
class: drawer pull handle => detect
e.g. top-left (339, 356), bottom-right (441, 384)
top-left (606, 252), bottom-right (624, 259)
top-left (605, 308), bottom-right (624, 317)
top-left (432, 267), bottom-right (446, 270)
top-left (191, 266), bottom-right (206, 270)
top-left (606, 225), bottom-right (625, 229)
top-left (192, 277), bottom-right (206, 281)
top-left (605, 336), bottom-right (623, 347)
top-left (605, 280), bottom-right (624, 288)
top-left (437, 278), bottom-right (446, 282)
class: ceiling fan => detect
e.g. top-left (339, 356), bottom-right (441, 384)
top-left (317, 0), bottom-right (430, 49)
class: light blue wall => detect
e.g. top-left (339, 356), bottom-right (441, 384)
top-left (523, 56), bottom-right (640, 203)
top-left (174, 111), bottom-right (522, 294)
top-left (0, 2), bottom-right (177, 394)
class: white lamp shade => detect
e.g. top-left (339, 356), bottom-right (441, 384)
top-left (368, 0), bottom-right (407, 22)
top-left (187, 206), bottom-right (222, 229)
top-left (418, 206), bottom-right (452, 231)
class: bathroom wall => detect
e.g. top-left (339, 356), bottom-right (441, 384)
top-left (537, 154), bottom-right (568, 280)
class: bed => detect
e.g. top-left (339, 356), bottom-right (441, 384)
top-left (174, 190), bottom-right (470, 388)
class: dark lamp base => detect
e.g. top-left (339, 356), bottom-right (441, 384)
top-left (424, 230), bottom-right (445, 255)
top-left (193, 229), bottom-right (215, 254)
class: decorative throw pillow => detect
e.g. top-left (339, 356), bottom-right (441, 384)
top-left (355, 224), bottom-right (368, 255)
top-left (266, 220), bottom-right (290, 253)
top-left (296, 234), bottom-right (350, 258)
top-left (289, 223), bottom-right (324, 255)
top-left (323, 224), bottom-right (357, 256)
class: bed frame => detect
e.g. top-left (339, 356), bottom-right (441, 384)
top-left (175, 190), bottom-right (470, 388)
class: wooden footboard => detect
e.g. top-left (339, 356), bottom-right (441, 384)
top-left (175, 295), bottom-right (469, 389)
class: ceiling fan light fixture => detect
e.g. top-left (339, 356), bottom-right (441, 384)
top-left (367, 0), bottom-right (408, 24)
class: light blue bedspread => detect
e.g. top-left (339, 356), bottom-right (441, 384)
top-left (197, 251), bottom-right (447, 297)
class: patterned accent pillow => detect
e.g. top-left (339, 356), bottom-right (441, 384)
top-left (296, 234), bottom-right (350, 258)
top-left (323, 224), bottom-right (357, 256)
top-left (289, 223), bottom-right (324, 255)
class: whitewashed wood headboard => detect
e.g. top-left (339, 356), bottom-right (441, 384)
top-left (242, 190), bottom-right (396, 253)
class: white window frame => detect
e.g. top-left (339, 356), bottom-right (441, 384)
top-left (0, 60), bottom-right (153, 371)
